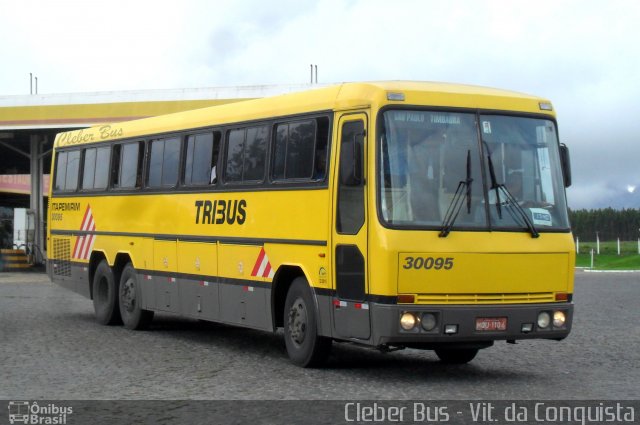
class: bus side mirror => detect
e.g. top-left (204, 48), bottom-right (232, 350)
top-left (340, 133), bottom-right (364, 186)
top-left (560, 143), bottom-right (571, 188)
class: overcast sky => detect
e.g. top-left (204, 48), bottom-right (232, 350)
top-left (1, 0), bottom-right (639, 209)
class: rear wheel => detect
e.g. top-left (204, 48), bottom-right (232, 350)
top-left (92, 260), bottom-right (122, 325)
top-left (119, 263), bottom-right (154, 330)
top-left (284, 277), bottom-right (331, 367)
top-left (435, 348), bottom-right (478, 364)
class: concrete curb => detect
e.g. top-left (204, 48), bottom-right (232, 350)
top-left (576, 267), bottom-right (640, 273)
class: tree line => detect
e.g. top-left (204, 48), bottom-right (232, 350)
top-left (569, 208), bottom-right (640, 241)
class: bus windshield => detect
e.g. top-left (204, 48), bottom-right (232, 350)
top-left (379, 110), bottom-right (570, 232)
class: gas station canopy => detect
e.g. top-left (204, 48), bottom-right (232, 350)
top-left (0, 84), bottom-right (315, 261)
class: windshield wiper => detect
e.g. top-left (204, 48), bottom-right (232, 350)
top-left (439, 150), bottom-right (473, 237)
top-left (485, 142), bottom-right (502, 218)
top-left (483, 141), bottom-right (539, 238)
top-left (495, 185), bottom-right (540, 238)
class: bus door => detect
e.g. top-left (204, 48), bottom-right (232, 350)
top-left (332, 112), bottom-right (370, 340)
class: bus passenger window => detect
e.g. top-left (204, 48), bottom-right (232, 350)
top-left (54, 152), bottom-right (68, 190)
top-left (65, 151), bottom-right (81, 191)
top-left (54, 152), bottom-right (68, 191)
top-left (94, 147), bottom-right (111, 190)
top-left (224, 126), bottom-right (268, 183)
top-left (184, 132), bottom-right (220, 186)
top-left (148, 137), bottom-right (180, 187)
top-left (121, 143), bottom-right (142, 188)
top-left (112, 142), bottom-right (144, 189)
top-left (54, 150), bottom-right (80, 192)
top-left (273, 120), bottom-right (315, 180)
top-left (82, 146), bottom-right (110, 190)
top-left (82, 148), bottom-right (97, 190)
top-left (225, 129), bottom-right (244, 182)
top-left (244, 126), bottom-right (268, 181)
top-left (272, 116), bottom-right (329, 181)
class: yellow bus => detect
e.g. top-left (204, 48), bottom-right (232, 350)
top-left (47, 81), bottom-right (574, 367)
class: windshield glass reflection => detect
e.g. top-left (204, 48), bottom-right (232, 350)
top-left (379, 110), bottom-right (569, 231)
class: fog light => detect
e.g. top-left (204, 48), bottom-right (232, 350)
top-left (400, 312), bottom-right (417, 330)
top-left (537, 312), bottom-right (551, 329)
top-left (421, 313), bottom-right (437, 331)
top-left (553, 311), bottom-right (566, 328)
top-left (444, 324), bottom-right (458, 334)
top-left (521, 323), bottom-right (533, 333)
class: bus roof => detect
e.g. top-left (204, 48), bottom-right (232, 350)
top-left (54, 81), bottom-right (554, 148)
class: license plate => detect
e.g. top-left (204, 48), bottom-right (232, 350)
top-left (475, 317), bottom-right (507, 332)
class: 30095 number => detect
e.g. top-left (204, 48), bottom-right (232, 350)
top-left (402, 256), bottom-right (454, 270)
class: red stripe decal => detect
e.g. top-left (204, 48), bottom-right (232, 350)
top-left (73, 205), bottom-right (96, 259)
top-left (72, 236), bottom-right (82, 258)
top-left (80, 206), bottom-right (91, 230)
top-left (263, 262), bottom-right (272, 278)
top-left (251, 248), bottom-right (266, 276)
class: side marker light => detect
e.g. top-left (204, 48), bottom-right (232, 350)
top-left (539, 102), bottom-right (553, 111)
top-left (387, 92), bottom-right (405, 101)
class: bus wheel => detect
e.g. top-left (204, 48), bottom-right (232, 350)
top-left (284, 277), bottom-right (332, 367)
top-left (92, 260), bottom-right (122, 326)
top-left (434, 348), bottom-right (478, 364)
top-left (118, 263), bottom-right (154, 330)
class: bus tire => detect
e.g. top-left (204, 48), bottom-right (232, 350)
top-left (118, 263), bottom-right (154, 330)
top-left (284, 277), bottom-right (331, 367)
top-left (92, 260), bottom-right (122, 326)
top-left (435, 348), bottom-right (478, 364)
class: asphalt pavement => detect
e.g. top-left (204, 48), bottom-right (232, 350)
top-left (1, 270), bottom-right (638, 401)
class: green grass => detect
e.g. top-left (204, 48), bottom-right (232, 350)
top-left (575, 241), bottom-right (640, 270)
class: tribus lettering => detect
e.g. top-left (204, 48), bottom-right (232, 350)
top-left (195, 199), bottom-right (247, 225)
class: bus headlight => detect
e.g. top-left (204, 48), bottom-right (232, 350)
top-left (553, 311), bottom-right (566, 328)
top-left (537, 311), bottom-right (551, 329)
top-left (400, 312), bottom-right (417, 330)
top-left (421, 313), bottom-right (437, 331)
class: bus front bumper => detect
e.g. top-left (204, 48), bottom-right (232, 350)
top-left (369, 302), bottom-right (573, 348)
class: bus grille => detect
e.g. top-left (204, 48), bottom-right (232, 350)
top-left (52, 238), bottom-right (71, 277)
top-left (415, 292), bottom-right (555, 304)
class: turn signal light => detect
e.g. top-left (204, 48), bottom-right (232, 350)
top-left (397, 294), bottom-right (415, 304)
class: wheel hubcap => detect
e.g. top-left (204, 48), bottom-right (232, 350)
top-left (288, 297), bottom-right (307, 346)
